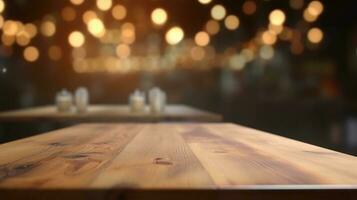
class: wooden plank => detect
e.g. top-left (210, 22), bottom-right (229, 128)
top-left (0, 105), bottom-right (222, 122)
top-left (91, 124), bottom-right (215, 189)
top-left (0, 124), bottom-right (141, 188)
top-left (180, 123), bottom-right (357, 187)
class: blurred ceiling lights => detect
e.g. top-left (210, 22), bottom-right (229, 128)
top-left (0, 0), bottom-right (325, 74)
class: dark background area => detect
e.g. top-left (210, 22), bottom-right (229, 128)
top-left (1, 0), bottom-right (357, 155)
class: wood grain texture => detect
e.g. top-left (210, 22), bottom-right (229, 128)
top-left (0, 123), bottom-right (357, 199)
top-left (0, 105), bottom-right (222, 122)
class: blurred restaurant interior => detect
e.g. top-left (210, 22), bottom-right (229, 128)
top-left (0, 0), bottom-right (357, 156)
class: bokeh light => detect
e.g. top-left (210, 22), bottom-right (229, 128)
top-left (268, 24), bottom-right (283, 34)
top-left (87, 18), bottom-right (105, 38)
top-left (112, 4), bottom-right (127, 20)
top-left (3, 20), bottom-right (19, 36)
top-left (0, 16), bottom-right (4, 29)
top-left (68, 31), bottom-right (85, 47)
top-left (307, 27), bottom-right (323, 44)
top-left (121, 22), bottom-right (136, 44)
top-left (96, 0), bottom-right (112, 11)
top-left (195, 31), bottom-right (210, 47)
top-left (70, 0), bottom-right (84, 6)
top-left (0, 0), bottom-right (5, 14)
top-left (2, 34), bottom-right (15, 46)
top-left (224, 15), bottom-right (240, 30)
top-left (211, 4), bottom-right (226, 21)
top-left (24, 23), bottom-right (38, 38)
top-left (116, 44), bottom-right (131, 59)
top-left (165, 26), bottom-right (184, 45)
top-left (205, 20), bottom-right (220, 35)
top-left (83, 10), bottom-right (97, 24)
top-left (198, 0), bottom-right (212, 5)
top-left (23, 46), bottom-right (39, 62)
top-left (261, 31), bottom-right (277, 45)
top-left (303, 9), bottom-right (318, 22)
top-left (16, 31), bottom-right (30, 46)
top-left (269, 9), bottom-right (286, 26)
top-left (151, 8), bottom-right (168, 26)
top-left (242, 1), bottom-right (256, 15)
top-left (307, 1), bottom-right (324, 16)
top-left (40, 20), bottom-right (56, 37)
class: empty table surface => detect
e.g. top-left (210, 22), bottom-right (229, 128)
top-left (0, 105), bottom-right (222, 122)
top-left (0, 123), bottom-right (357, 199)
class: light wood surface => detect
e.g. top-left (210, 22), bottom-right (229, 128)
top-left (0, 105), bottom-right (222, 122)
top-left (0, 123), bottom-right (357, 199)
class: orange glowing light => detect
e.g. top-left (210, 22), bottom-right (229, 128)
top-left (261, 31), bottom-right (277, 45)
top-left (68, 31), bottom-right (85, 47)
top-left (307, 27), bottom-right (323, 44)
top-left (224, 15), bottom-right (240, 30)
top-left (24, 23), bottom-right (38, 38)
top-left (242, 1), bottom-right (256, 15)
top-left (194, 31), bottom-right (210, 47)
top-left (23, 46), bottom-right (40, 62)
top-left (3, 20), bottom-right (19, 36)
top-left (116, 44), bottom-right (131, 59)
top-left (1, 34), bottom-right (15, 46)
top-left (307, 1), bottom-right (324, 16)
top-left (0, 15), bottom-right (3, 29)
top-left (40, 20), bottom-right (56, 37)
top-left (16, 31), bottom-right (30, 46)
top-left (70, 0), bottom-right (84, 5)
top-left (205, 20), bottom-right (220, 35)
top-left (83, 10), bottom-right (97, 24)
top-left (112, 4), bottom-right (127, 20)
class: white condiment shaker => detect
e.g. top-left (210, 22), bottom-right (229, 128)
top-left (56, 89), bottom-right (73, 113)
top-left (75, 87), bottom-right (89, 113)
top-left (129, 90), bottom-right (146, 113)
top-left (149, 87), bottom-right (166, 114)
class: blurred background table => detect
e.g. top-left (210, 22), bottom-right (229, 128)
top-left (0, 105), bottom-right (222, 143)
top-left (0, 104), bottom-right (222, 123)
top-left (0, 123), bottom-right (356, 199)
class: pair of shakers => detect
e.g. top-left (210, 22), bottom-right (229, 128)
top-left (129, 87), bottom-right (166, 114)
top-left (56, 87), bottom-right (89, 113)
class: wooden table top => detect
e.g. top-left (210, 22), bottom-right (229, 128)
top-left (0, 105), bottom-right (222, 122)
top-left (0, 124), bottom-right (357, 199)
